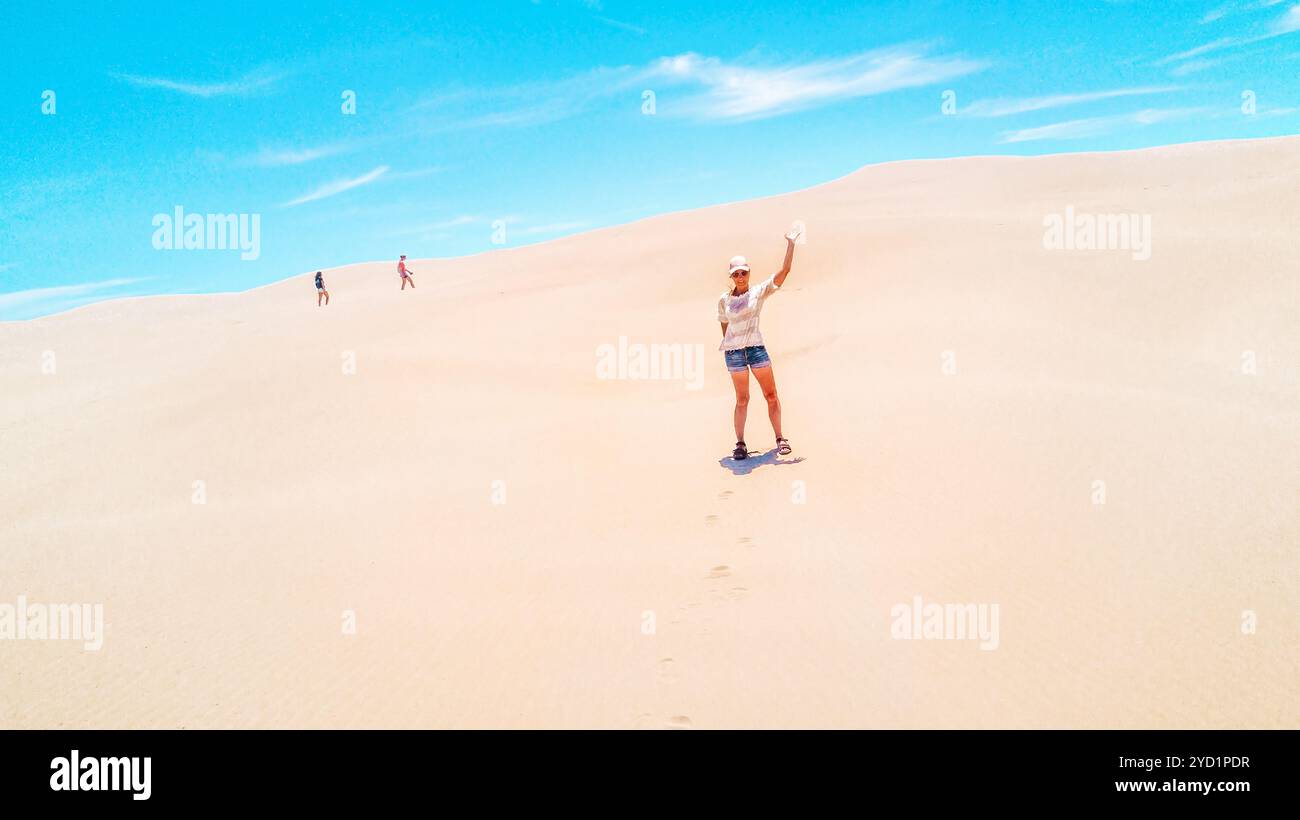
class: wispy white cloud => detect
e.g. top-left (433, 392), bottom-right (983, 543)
top-left (282, 166), bottom-right (389, 207)
top-left (594, 15), bottom-right (646, 34)
top-left (1202, 5), bottom-right (1229, 23)
top-left (243, 144), bottom-right (349, 167)
top-left (1273, 2), bottom-right (1300, 31)
top-left (0, 278), bottom-right (145, 311)
top-left (1201, 0), bottom-right (1285, 24)
top-left (413, 66), bottom-right (633, 130)
top-left (1169, 57), bottom-right (1229, 76)
top-left (1155, 37), bottom-right (1240, 64)
top-left (645, 45), bottom-right (987, 121)
top-left (961, 86), bottom-right (1179, 118)
top-left (1158, 3), bottom-right (1300, 66)
top-left (998, 107), bottom-right (1210, 143)
top-left (111, 68), bottom-right (284, 97)
top-left (415, 43), bottom-right (984, 129)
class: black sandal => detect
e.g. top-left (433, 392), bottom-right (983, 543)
top-left (776, 438), bottom-right (792, 456)
top-left (732, 441), bottom-right (748, 460)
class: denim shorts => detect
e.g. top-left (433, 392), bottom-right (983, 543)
top-left (724, 345), bottom-right (771, 373)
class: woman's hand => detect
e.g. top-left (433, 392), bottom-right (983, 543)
top-left (775, 229), bottom-right (799, 286)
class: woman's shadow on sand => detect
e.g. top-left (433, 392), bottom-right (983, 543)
top-left (718, 447), bottom-right (806, 476)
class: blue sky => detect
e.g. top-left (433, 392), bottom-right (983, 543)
top-left (2, 0), bottom-right (1298, 319)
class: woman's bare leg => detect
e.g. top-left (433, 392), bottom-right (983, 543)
top-left (730, 369), bottom-right (751, 442)
top-left (751, 364), bottom-right (783, 441)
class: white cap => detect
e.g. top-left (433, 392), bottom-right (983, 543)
top-left (728, 255), bottom-right (750, 274)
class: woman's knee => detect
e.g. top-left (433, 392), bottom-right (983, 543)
top-left (734, 392), bottom-right (750, 408)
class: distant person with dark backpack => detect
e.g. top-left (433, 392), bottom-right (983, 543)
top-left (315, 271), bottom-right (329, 306)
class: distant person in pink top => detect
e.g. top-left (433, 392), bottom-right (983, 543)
top-left (717, 229), bottom-right (801, 461)
top-left (398, 255), bottom-right (415, 290)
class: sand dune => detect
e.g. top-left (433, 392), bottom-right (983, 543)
top-left (2, 136), bottom-right (1298, 728)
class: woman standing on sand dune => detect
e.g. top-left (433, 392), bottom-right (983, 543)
top-left (398, 254), bottom-right (416, 290)
top-left (717, 229), bottom-right (801, 461)
top-left (314, 271), bottom-right (329, 306)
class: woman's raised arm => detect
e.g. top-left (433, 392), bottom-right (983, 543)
top-left (774, 229), bottom-right (800, 287)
